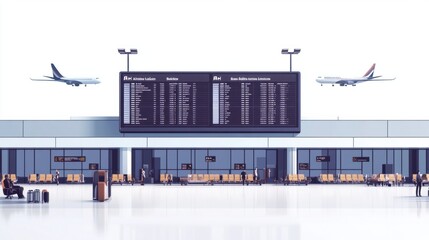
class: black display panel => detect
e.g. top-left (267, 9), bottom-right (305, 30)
top-left (120, 72), bottom-right (300, 133)
top-left (299, 163), bottom-right (309, 170)
top-left (353, 157), bottom-right (370, 162)
top-left (54, 156), bottom-right (86, 162)
top-left (181, 164), bottom-right (192, 170)
top-left (234, 163), bottom-right (246, 170)
top-left (89, 163), bottom-right (99, 170)
top-left (316, 156), bottom-right (330, 162)
top-left (205, 156), bottom-right (216, 162)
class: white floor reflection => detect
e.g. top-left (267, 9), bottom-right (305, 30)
top-left (1, 184), bottom-right (428, 240)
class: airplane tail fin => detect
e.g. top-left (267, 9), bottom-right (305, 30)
top-left (363, 63), bottom-right (376, 78)
top-left (51, 63), bottom-right (64, 79)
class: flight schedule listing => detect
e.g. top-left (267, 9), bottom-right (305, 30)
top-left (122, 73), bottom-right (210, 127)
top-left (212, 73), bottom-right (298, 127)
top-left (120, 71), bottom-right (300, 133)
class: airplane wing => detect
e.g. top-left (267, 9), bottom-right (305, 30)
top-left (30, 78), bottom-right (57, 81)
top-left (368, 77), bottom-right (396, 81)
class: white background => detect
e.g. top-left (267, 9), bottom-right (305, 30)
top-left (0, 0), bottom-right (427, 120)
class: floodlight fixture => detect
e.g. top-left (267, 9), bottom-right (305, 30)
top-left (118, 48), bottom-right (138, 71)
top-left (281, 48), bottom-right (301, 71)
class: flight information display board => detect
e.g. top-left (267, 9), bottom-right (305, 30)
top-left (120, 72), bottom-right (300, 133)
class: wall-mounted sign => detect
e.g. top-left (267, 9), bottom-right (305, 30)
top-left (353, 157), bottom-right (370, 162)
top-left (234, 164), bottom-right (246, 170)
top-left (54, 156), bottom-right (86, 162)
top-left (316, 156), bottom-right (330, 162)
top-left (89, 163), bottom-right (99, 170)
top-left (205, 156), bottom-right (216, 162)
top-left (299, 163), bottom-right (309, 170)
top-left (181, 164), bottom-right (192, 170)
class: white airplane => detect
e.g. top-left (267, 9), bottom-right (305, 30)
top-left (316, 64), bottom-right (395, 86)
top-left (31, 63), bottom-right (100, 87)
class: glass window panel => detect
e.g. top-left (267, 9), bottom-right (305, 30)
top-left (310, 169), bottom-right (321, 178)
top-left (245, 150), bottom-right (254, 170)
top-left (266, 150), bottom-right (277, 169)
top-left (309, 149), bottom-right (323, 169)
top-left (255, 150), bottom-right (266, 170)
top-left (178, 170), bottom-right (192, 178)
top-left (25, 150), bottom-right (35, 176)
top-left (83, 170), bottom-right (96, 181)
top-left (340, 149), bottom-right (361, 171)
top-left (231, 150), bottom-right (245, 167)
top-left (402, 150), bottom-right (409, 177)
top-left (297, 149), bottom-right (309, 175)
top-left (100, 150), bottom-right (109, 170)
top-left (154, 150), bottom-right (167, 169)
top-left (64, 149), bottom-right (83, 169)
top-left (167, 150), bottom-right (177, 170)
top-left (362, 149), bottom-right (373, 176)
top-left (419, 149), bottom-right (426, 173)
top-left (207, 149), bottom-right (230, 170)
top-left (16, 150), bottom-right (24, 177)
top-left (51, 149), bottom-right (64, 170)
top-left (394, 149), bottom-right (402, 174)
top-left (65, 170), bottom-right (81, 175)
top-left (195, 150), bottom-right (207, 170)
top-left (178, 150), bottom-right (191, 169)
top-left (82, 150), bottom-right (100, 170)
top-left (2, 150), bottom-right (8, 175)
top-left (387, 150), bottom-right (394, 165)
top-left (373, 150), bottom-right (387, 174)
top-left (35, 150), bottom-right (50, 174)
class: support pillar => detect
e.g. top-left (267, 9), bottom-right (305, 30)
top-left (288, 148), bottom-right (297, 174)
top-left (120, 148), bottom-right (132, 175)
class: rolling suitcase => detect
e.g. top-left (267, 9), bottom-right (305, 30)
top-left (42, 189), bottom-right (49, 203)
top-left (33, 189), bottom-right (41, 203)
top-left (27, 190), bottom-right (34, 203)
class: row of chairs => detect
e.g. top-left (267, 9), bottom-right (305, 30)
top-left (66, 174), bottom-right (84, 183)
top-left (111, 174), bottom-right (134, 185)
top-left (285, 174), bottom-right (309, 185)
top-left (160, 174), bottom-right (173, 185)
top-left (1, 174), bottom-right (17, 183)
top-left (319, 174), bottom-right (366, 183)
top-left (28, 174), bottom-right (54, 183)
top-left (412, 174), bottom-right (429, 185)
top-left (184, 174), bottom-right (256, 184)
top-left (368, 174), bottom-right (404, 186)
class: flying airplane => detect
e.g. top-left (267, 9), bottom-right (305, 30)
top-left (316, 64), bottom-right (395, 86)
top-left (31, 63), bottom-right (100, 87)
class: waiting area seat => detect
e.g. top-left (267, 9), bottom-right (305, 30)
top-left (66, 174), bottom-right (73, 183)
top-left (160, 173), bottom-right (173, 185)
top-left (39, 174), bottom-right (46, 183)
top-left (28, 174), bottom-right (37, 183)
top-left (285, 174), bottom-right (308, 185)
top-left (46, 174), bottom-right (53, 183)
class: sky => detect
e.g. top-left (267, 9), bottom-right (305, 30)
top-left (0, 0), bottom-right (428, 120)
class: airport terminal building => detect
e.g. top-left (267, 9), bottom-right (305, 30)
top-left (1, 118), bottom-right (428, 183)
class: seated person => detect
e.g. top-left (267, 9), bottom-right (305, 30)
top-left (3, 174), bottom-right (25, 199)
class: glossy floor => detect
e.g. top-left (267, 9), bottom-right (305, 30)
top-left (1, 183), bottom-right (427, 240)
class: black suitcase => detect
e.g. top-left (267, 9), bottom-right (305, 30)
top-left (42, 189), bottom-right (49, 203)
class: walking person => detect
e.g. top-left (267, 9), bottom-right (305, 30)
top-left (416, 171), bottom-right (422, 197)
top-left (55, 169), bottom-right (60, 185)
top-left (254, 168), bottom-right (258, 184)
top-left (141, 168), bottom-right (146, 185)
top-left (241, 170), bottom-right (247, 186)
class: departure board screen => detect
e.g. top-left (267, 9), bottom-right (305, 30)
top-left (120, 72), bottom-right (300, 133)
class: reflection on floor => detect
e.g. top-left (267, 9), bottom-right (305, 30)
top-left (0, 184), bottom-right (428, 240)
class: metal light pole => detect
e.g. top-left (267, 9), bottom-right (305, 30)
top-left (118, 48), bottom-right (138, 72)
top-left (281, 48), bottom-right (301, 71)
